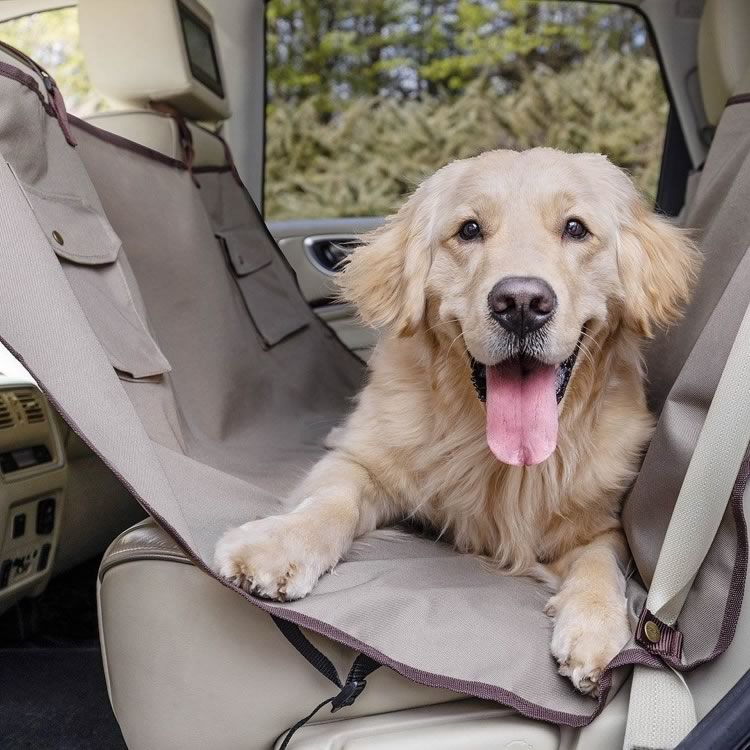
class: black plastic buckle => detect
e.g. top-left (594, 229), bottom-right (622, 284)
top-left (331, 680), bottom-right (367, 713)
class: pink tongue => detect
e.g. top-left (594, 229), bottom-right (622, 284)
top-left (486, 361), bottom-right (558, 466)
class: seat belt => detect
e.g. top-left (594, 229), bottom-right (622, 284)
top-left (624, 298), bottom-right (750, 750)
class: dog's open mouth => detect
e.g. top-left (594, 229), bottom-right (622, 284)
top-left (470, 334), bottom-right (584, 467)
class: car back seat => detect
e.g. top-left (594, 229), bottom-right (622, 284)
top-left (78, 0), bottom-right (750, 745)
top-left (73, 0), bottom-right (750, 743)
top-left (0, 0), bottom-right (748, 747)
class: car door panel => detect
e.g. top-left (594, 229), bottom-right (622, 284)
top-left (269, 217), bottom-right (383, 358)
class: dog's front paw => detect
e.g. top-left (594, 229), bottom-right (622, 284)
top-left (545, 592), bottom-right (630, 696)
top-left (214, 515), bottom-right (335, 601)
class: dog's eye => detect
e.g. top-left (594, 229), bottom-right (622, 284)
top-left (458, 220), bottom-right (482, 241)
top-left (563, 218), bottom-right (589, 240)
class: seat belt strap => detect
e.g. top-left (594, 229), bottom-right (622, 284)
top-left (647, 300), bottom-right (750, 627)
top-left (625, 665), bottom-right (697, 750)
top-left (272, 616), bottom-right (380, 749)
top-left (624, 298), bottom-right (750, 750)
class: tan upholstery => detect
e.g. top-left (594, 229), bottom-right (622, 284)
top-left (98, 520), bottom-right (635, 750)
top-left (78, 0), bottom-right (230, 121)
top-left (99, 520), bottom-right (459, 749)
top-left (698, 0), bottom-right (750, 126)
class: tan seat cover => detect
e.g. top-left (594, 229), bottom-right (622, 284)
top-left (0, 42), bottom-right (747, 735)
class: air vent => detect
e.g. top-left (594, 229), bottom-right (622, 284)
top-left (0, 396), bottom-right (14, 430)
top-left (16, 391), bottom-right (45, 424)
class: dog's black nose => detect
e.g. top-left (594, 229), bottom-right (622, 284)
top-left (488, 277), bottom-right (557, 337)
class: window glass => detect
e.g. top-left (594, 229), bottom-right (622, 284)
top-left (0, 7), bottom-right (107, 116)
top-left (264, 1), bottom-right (668, 220)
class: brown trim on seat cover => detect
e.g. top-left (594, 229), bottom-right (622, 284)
top-left (192, 164), bottom-right (232, 174)
top-left (0, 61), bottom-right (54, 115)
top-left (0, 58), bottom-right (187, 167)
top-left (727, 93), bottom-right (750, 107)
top-left (69, 114), bottom-right (188, 171)
top-left (0, 41), bottom-right (77, 146)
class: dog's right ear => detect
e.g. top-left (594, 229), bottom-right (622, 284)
top-left (336, 194), bottom-right (430, 337)
top-left (617, 203), bottom-right (701, 338)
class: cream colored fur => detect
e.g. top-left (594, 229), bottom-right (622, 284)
top-left (215, 148), bottom-right (700, 695)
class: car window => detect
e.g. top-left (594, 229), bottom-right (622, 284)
top-left (0, 6), bottom-right (106, 116)
top-left (264, 1), bottom-right (669, 221)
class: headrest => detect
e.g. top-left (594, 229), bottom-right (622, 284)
top-left (85, 110), bottom-right (229, 168)
top-left (699, 0), bottom-right (750, 126)
top-left (78, 0), bottom-right (230, 122)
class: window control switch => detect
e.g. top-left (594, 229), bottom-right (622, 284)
top-left (36, 498), bottom-right (55, 535)
top-left (38, 544), bottom-right (51, 572)
top-left (12, 513), bottom-right (26, 539)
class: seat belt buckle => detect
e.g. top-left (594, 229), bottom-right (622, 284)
top-left (331, 680), bottom-right (368, 712)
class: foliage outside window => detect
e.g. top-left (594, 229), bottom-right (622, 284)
top-left (0, 7), bottom-right (106, 116)
top-left (265, 1), bottom-right (668, 220)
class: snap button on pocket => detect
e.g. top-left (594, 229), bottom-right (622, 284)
top-left (52, 230), bottom-right (64, 246)
top-left (644, 621), bottom-right (661, 643)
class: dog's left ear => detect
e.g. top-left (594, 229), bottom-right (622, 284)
top-left (336, 193), bottom-right (430, 337)
top-left (618, 204), bottom-right (701, 337)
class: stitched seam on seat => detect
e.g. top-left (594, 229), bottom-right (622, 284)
top-left (100, 548), bottom-right (193, 581)
top-left (106, 546), bottom-right (185, 558)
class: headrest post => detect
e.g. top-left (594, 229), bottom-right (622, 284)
top-left (150, 102), bottom-right (195, 173)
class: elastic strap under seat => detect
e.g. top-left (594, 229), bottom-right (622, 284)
top-left (272, 616), bottom-right (381, 748)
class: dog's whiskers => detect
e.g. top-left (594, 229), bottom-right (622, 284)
top-left (445, 329), bottom-right (468, 359)
top-left (579, 329), bottom-right (602, 354)
top-left (573, 329), bottom-right (602, 371)
top-left (423, 318), bottom-right (462, 336)
top-left (576, 341), bottom-right (596, 370)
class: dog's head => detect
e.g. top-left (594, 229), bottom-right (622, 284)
top-left (339, 148), bottom-right (700, 466)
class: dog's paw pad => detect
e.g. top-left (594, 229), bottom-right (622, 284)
top-left (549, 597), bottom-right (629, 697)
top-left (568, 665), bottom-right (603, 695)
top-left (214, 516), bottom-right (334, 602)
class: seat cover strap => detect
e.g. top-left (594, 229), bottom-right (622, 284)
top-left (272, 616), bottom-right (380, 749)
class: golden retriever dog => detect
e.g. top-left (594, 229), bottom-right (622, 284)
top-left (215, 148), bottom-right (699, 695)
